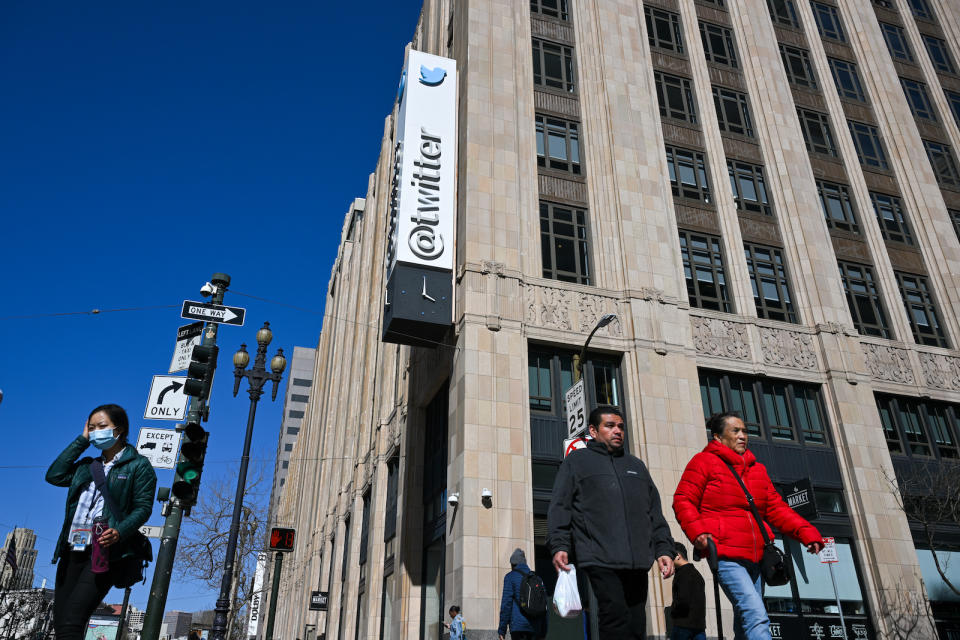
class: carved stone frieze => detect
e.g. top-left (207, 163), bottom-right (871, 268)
top-left (524, 284), bottom-right (621, 336)
top-left (691, 316), bottom-right (751, 361)
top-left (759, 327), bottom-right (817, 370)
top-left (918, 351), bottom-right (960, 391)
top-left (862, 343), bottom-right (915, 384)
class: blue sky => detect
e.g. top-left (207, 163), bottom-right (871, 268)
top-left (0, 0), bottom-right (418, 612)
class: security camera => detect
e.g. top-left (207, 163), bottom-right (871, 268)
top-left (200, 282), bottom-right (216, 297)
top-left (481, 488), bottom-right (492, 499)
top-left (448, 493), bottom-right (460, 507)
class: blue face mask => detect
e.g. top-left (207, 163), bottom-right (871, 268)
top-left (89, 428), bottom-right (118, 450)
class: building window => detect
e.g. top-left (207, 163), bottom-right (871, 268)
top-left (923, 140), bottom-right (960, 188)
top-left (284, 443), bottom-right (294, 452)
top-left (797, 109), bottom-right (838, 157)
top-left (529, 351), bottom-right (554, 412)
top-left (943, 89), bottom-right (960, 128)
top-left (282, 460), bottom-right (289, 469)
top-left (838, 261), bottom-right (892, 338)
top-left (880, 23), bottom-right (915, 63)
top-left (699, 370), bottom-right (830, 445)
top-left (817, 180), bottom-right (859, 233)
top-left (810, 2), bottom-right (846, 42)
top-left (876, 395), bottom-right (960, 459)
top-left (536, 114), bottom-right (582, 175)
top-left (950, 208), bottom-right (960, 241)
top-left (646, 7), bottom-right (685, 54)
top-left (679, 230), bottom-right (732, 312)
top-left (540, 202), bottom-right (590, 284)
top-left (532, 39), bottom-right (576, 93)
top-left (713, 86), bottom-right (754, 137)
top-left (923, 35), bottom-right (956, 74)
top-left (870, 191), bottom-right (914, 245)
top-left (291, 393), bottom-right (310, 403)
top-left (728, 161), bottom-right (772, 215)
top-left (907, 0), bottom-right (934, 20)
top-left (780, 45), bottom-right (817, 89)
top-left (666, 145), bottom-right (713, 203)
top-left (767, 0), bottom-right (800, 27)
top-left (289, 409), bottom-right (305, 418)
top-left (530, 0), bottom-right (569, 21)
top-left (901, 78), bottom-right (938, 121)
top-left (286, 426), bottom-right (300, 435)
top-left (383, 457), bottom-right (399, 541)
top-left (872, 0), bottom-right (894, 7)
top-left (896, 272), bottom-right (949, 347)
top-left (829, 58), bottom-right (867, 102)
top-left (292, 378), bottom-right (312, 387)
top-left (699, 21), bottom-right (739, 68)
top-left (744, 243), bottom-right (798, 323)
top-left (848, 121), bottom-right (890, 170)
top-left (656, 72), bottom-right (698, 124)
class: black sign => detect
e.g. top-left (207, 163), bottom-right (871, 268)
top-left (310, 591), bottom-right (329, 611)
top-left (269, 527), bottom-right (296, 552)
top-left (180, 301), bottom-right (246, 326)
top-left (784, 478), bottom-right (818, 521)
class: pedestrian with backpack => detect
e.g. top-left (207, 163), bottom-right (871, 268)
top-left (498, 548), bottom-right (548, 640)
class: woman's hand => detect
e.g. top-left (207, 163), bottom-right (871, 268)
top-left (99, 527), bottom-right (121, 548)
top-left (694, 533), bottom-right (713, 551)
top-left (806, 540), bottom-right (824, 554)
top-left (83, 421), bottom-right (91, 440)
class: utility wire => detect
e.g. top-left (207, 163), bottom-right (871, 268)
top-left (0, 304), bottom-right (179, 321)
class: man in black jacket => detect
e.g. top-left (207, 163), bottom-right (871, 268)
top-left (548, 405), bottom-right (675, 639)
top-left (670, 542), bottom-right (706, 640)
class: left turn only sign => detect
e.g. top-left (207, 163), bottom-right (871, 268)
top-left (144, 375), bottom-right (189, 420)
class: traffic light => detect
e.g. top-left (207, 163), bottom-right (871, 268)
top-left (172, 420), bottom-right (208, 504)
top-left (184, 344), bottom-right (218, 400)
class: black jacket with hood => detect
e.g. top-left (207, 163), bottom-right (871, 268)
top-left (547, 440), bottom-right (674, 570)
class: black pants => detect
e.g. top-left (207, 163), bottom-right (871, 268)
top-left (54, 549), bottom-right (113, 640)
top-left (584, 567), bottom-right (649, 640)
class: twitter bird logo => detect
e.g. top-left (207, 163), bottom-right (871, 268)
top-left (419, 65), bottom-right (447, 86)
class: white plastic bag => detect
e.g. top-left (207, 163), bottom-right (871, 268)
top-left (553, 564), bottom-right (583, 618)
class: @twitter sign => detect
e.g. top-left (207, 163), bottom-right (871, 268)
top-left (387, 49), bottom-right (457, 274)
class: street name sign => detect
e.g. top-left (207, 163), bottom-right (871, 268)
top-left (139, 525), bottom-right (163, 539)
top-left (181, 300), bottom-right (246, 326)
top-left (819, 537), bottom-right (839, 564)
top-left (565, 379), bottom-right (586, 438)
top-left (169, 322), bottom-right (204, 373)
top-left (144, 375), bottom-right (190, 421)
top-left (136, 427), bottom-right (182, 469)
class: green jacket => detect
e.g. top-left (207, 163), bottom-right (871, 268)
top-left (46, 435), bottom-right (157, 563)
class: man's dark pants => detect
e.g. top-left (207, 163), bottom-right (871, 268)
top-left (583, 567), bottom-right (649, 639)
top-left (54, 548), bottom-right (114, 640)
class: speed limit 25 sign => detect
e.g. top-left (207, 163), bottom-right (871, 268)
top-left (565, 379), bottom-right (586, 438)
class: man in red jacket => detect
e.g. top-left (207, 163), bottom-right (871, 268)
top-left (673, 412), bottom-right (824, 640)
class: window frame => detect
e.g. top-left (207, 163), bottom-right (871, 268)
top-left (923, 140), bottom-right (960, 188)
top-left (797, 108), bottom-right (839, 157)
top-left (646, 6), bottom-right (686, 54)
top-left (767, 0), bottom-right (800, 28)
top-left (530, 0), bottom-right (570, 22)
top-left (728, 160), bottom-right (772, 215)
top-left (922, 34), bottom-right (956, 74)
top-left (810, 1), bottom-right (847, 43)
top-left (848, 121), bottom-right (890, 170)
top-left (817, 180), bottom-right (860, 234)
top-left (699, 21), bottom-right (739, 68)
top-left (875, 394), bottom-right (960, 459)
top-left (679, 229), bottom-right (733, 313)
top-left (780, 44), bottom-right (817, 89)
top-left (713, 86), bottom-right (755, 137)
top-left (666, 145), bottom-right (713, 203)
top-left (901, 78), bottom-right (938, 121)
top-left (896, 271), bottom-right (950, 347)
top-left (907, 0), bottom-right (934, 20)
top-left (655, 71), bottom-right (698, 124)
top-left (949, 208), bottom-right (960, 241)
top-left (535, 113), bottom-right (583, 175)
top-left (945, 89), bottom-right (960, 128)
top-left (838, 261), bottom-right (892, 338)
top-left (540, 201), bottom-right (591, 284)
top-left (532, 38), bottom-right (576, 93)
top-left (829, 58), bottom-right (868, 103)
top-left (870, 191), bottom-right (914, 245)
top-left (880, 22), bottom-right (915, 63)
top-left (744, 243), bottom-right (799, 323)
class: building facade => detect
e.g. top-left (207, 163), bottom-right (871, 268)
top-left (1, 528), bottom-right (38, 590)
top-left (274, 0), bottom-right (960, 639)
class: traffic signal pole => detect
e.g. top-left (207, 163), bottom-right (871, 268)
top-left (142, 273), bottom-right (230, 640)
top-left (264, 552), bottom-right (283, 640)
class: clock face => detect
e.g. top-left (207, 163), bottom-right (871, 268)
top-left (383, 264), bottom-right (452, 346)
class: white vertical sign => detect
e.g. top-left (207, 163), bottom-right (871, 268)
top-left (248, 552), bottom-right (268, 638)
top-left (565, 379), bottom-right (586, 438)
top-left (388, 49), bottom-right (457, 273)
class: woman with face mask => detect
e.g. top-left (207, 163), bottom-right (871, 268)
top-left (45, 404), bottom-right (157, 640)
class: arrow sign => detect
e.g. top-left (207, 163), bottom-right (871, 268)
top-left (181, 300), bottom-right (246, 326)
top-left (144, 375), bottom-right (190, 421)
top-left (157, 381), bottom-right (183, 404)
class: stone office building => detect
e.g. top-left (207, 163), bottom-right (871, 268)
top-left (273, 0), bottom-right (960, 638)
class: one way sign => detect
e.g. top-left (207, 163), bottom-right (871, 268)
top-left (144, 375), bottom-right (190, 421)
top-left (181, 300), bottom-right (246, 326)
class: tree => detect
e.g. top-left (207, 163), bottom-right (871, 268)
top-left (175, 464), bottom-right (269, 640)
top-left (0, 588), bottom-right (54, 640)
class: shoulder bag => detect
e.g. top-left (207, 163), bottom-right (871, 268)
top-left (713, 454), bottom-right (791, 586)
top-left (90, 459), bottom-right (154, 589)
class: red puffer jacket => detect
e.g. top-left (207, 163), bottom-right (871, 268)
top-left (673, 441), bottom-right (822, 563)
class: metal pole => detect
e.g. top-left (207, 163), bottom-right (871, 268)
top-left (828, 563), bottom-right (848, 640)
top-left (210, 393), bottom-right (261, 640)
top-left (118, 587), bottom-right (132, 640)
top-left (142, 273), bottom-right (229, 640)
top-left (264, 552), bottom-right (283, 640)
